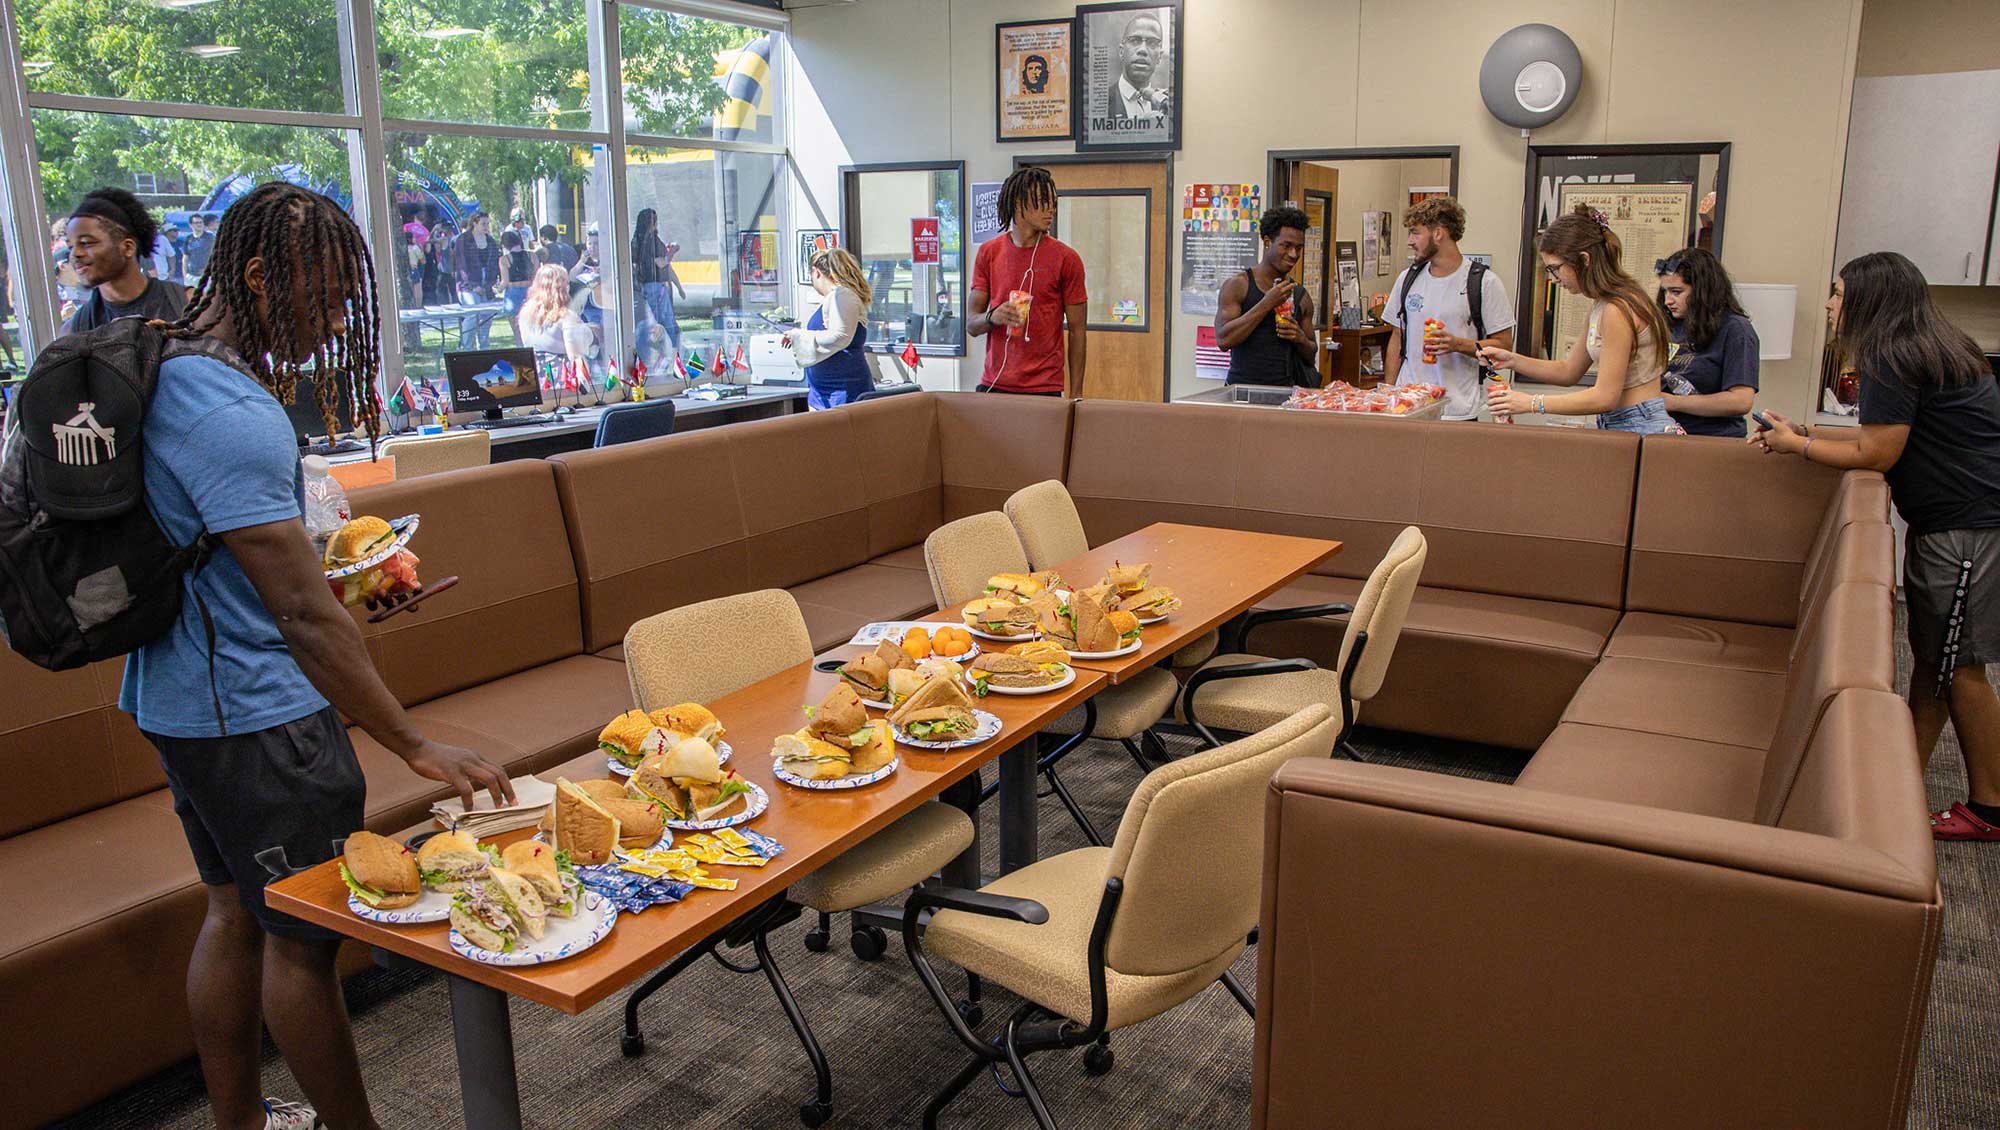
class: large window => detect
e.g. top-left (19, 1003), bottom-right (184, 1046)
top-left (17, 0), bottom-right (343, 113)
top-left (625, 146), bottom-right (782, 373)
top-left (373, 0), bottom-right (591, 130)
top-left (841, 162), bottom-right (966, 357)
top-left (621, 8), bottom-right (781, 144)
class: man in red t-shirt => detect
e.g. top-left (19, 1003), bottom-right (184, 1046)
top-left (968, 166), bottom-right (1088, 395)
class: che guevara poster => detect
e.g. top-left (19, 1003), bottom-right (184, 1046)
top-left (996, 19), bottom-right (1073, 142)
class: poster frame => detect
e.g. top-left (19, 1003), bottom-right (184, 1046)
top-left (995, 18), bottom-right (1075, 144)
top-left (1302, 187), bottom-right (1333, 325)
top-left (1072, 0), bottom-right (1184, 154)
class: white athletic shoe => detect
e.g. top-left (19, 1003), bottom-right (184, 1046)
top-left (262, 1098), bottom-right (322, 1129)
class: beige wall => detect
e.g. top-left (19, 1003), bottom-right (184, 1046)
top-left (789, 0), bottom-right (1868, 409)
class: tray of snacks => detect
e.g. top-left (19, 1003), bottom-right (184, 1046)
top-left (1285, 381), bottom-right (1446, 417)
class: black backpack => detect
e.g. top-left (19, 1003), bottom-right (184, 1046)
top-left (0, 318), bottom-right (213, 671)
top-left (1396, 256), bottom-right (1490, 375)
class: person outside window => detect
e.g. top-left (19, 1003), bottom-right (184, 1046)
top-left (631, 208), bottom-right (685, 355)
top-left (451, 211), bottom-right (500, 348)
top-left (784, 247), bottom-right (875, 409)
top-left (520, 262), bottom-right (598, 381)
top-left (967, 165), bottom-right (1087, 396)
top-left (59, 186), bottom-right (187, 335)
top-left (1215, 204), bottom-right (1318, 387)
top-left (535, 223), bottom-right (577, 272)
top-left (1654, 247), bottom-right (1760, 437)
top-left (1383, 195), bottom-right (1514, 419)
top-left (1753, 251), bottom-right (2000, 842)
top-left (132, 181), bottom-right (511, 1130)
top-left (182, 212), bottom-right (216, 283)
top-left (1480, 204), bottom-right (1678, 435)
top-left (498, 229), bottom-right (533, 346)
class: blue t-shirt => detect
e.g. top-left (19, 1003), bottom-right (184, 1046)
top-left (1663, 313), bottom-right (1760, 437)
top-left (119, 350), bottom-right (328, 737)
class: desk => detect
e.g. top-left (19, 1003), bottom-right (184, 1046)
top-left (327, 388), bottom-right (808, 466)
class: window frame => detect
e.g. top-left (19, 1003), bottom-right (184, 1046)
top-left (838, 159), bottom-right (969, 359)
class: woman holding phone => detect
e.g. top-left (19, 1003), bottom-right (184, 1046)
top-left (1479, 204), bottom-right (1680, 434)
top-left (1655, 247), bottom-right (1761, 437)
top-left (783, 248), bottom-right (874, 410)
top-left (1755, 251), bottom-right (2000, 842)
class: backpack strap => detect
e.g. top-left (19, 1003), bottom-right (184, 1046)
top-left (1395, 259), bottom-right (1428, 363)
top-left (182, 529), bottom-right (227, 734)
top-left (1466, 257), bottom-right (1491, 378)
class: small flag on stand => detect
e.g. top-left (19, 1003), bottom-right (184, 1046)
top-left (899, 340), bottom-right (922, 369)
top-left (686, 351), bottom-right (706, 375)
top-left (710, 346), bottom-right (727, 378)
top-left (731, 343), bottom-right (749, 372)
top-left (387, 375), bottom-right (420, 415)
top-left (673, 351), bottom-right (690, 381)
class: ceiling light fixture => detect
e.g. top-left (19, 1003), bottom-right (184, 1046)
top-left (418, 27), bottom-right (481, 40)
top-left (186, 44), bottom-right (242, 59)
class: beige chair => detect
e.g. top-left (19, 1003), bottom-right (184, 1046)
top-left (620, 590), bottom-right (975, 1128)
top-left (381, 430), bottom-right (490, 478)
top-left (1004, 479), bottom-right (1218, 669)
top-left (903, 704), bottom-right (1339, 1130)
top-left (1178, 526), bottom-right (1427, 759)
top-left (923, 513), bottom-right (1180, 846)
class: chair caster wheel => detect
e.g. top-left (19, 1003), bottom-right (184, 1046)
top-left (1083, 1043), bottom-right (1114, 1076)
top-left (850, 925), bottom-right (888, 961)
top-left (803, 928), bottom-right (831, 953)
top-left (621, 1033), bottom-right (645, 1057)
top-left (956, 1000), bottom-right (984, 1027)
top-left (799, 1099), bottom-right (833, 1127)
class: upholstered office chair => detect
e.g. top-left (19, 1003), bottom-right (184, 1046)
top-left (380, 430), bottom-right (490, 479)
top-left (620, 590), bottom-right (975, 1128)
top-left (1177, 526), bottom-right (1427, 759)
top-left (903, 704), bottom-right (1339, 1130)
top-left (922, 512), bottom-right (1179, 845)
top-left (593, 398), bottom-right (676, 446)
top-left (855, 382), bottom-right (920, 402)
top-left (1003, 479), bottom-right (1218, 670)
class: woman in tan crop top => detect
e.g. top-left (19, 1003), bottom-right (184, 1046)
top-left (1479, 204), bottom-right (1680, 434)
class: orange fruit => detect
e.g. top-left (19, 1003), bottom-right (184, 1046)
top-left (902, 634), bottom-right (933, 660)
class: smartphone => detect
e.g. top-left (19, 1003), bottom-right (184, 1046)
top-left (1750, 411), bottom-right (1773, 432)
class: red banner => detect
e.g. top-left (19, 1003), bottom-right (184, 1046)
top-left (911, 218), bottom-right (941, 265)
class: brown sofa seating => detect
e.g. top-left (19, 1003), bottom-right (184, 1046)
top-left (0, 392), bottom-right (1926, 1128)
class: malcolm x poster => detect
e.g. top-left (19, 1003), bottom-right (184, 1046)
top-left (1075, 2), bottom-right (1182, 152)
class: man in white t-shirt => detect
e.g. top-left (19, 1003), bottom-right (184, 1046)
top-left (1383, 195), bottom-right (1514, 420)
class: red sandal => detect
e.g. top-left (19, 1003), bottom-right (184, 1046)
top-left (1931, 802), bottom-right (2000, 842)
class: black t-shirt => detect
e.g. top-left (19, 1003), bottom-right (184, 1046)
top-left (62, 278), bottom-right (187, 336)
top-left (1858, 366), bottom-right (2000, 535)
top-left (1663, 313), bottom-right (1759, 437)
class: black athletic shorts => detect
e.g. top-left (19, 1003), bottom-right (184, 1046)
top-left (147, 704), bottom-right (366, 941)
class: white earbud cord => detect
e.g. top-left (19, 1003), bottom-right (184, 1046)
top-left (983, 235), bottom-right (1043, 392)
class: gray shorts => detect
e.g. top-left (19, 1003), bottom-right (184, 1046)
top-left (1905, 527), bottom-right (2000, 690)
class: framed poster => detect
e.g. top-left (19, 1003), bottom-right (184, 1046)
top-left (1373, 209), bottom-right (1395, 274)
top-left (1074, 1), bottom-right (1182, 153)
top-left (1177, 182), bottom-right (1260, 316)
top-left (798, 229), bottom-right (837, 277)
top-left (996, 19), bottom-right (1073, 142)
top-left (1547, 182), bottom-right (1695, 359)
top-left (970, 181), bottom-right (1005, 246)
top-left (1301, 189), bottom-right (1331, 324)
top-left (1334, 240), bottom-right (1361, 328)
top-left (1360, 211), bottom-right (1382, 279)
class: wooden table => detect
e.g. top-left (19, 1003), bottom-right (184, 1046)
top-left (266, 658), bottom-right (1104, 1129)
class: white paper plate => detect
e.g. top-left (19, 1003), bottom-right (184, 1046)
top-left (893, 709), bottom-right (1003, 750)
top-left (347, 885), bottom-right (452, 924)
top-left (969, 664), bottom-right (1076, 697)
top-left (966, 624), bottom-right (1039, 643)
top-left (449, 889), bottom-right (617, 966)
top-left (665, 780), bottom-right (770, 831)
top-left (608, 739), bottom-right (731, 777)
top-left (535, 826), bottom-right (673, 855)
top-left (1067, 637), bottom-right (1143, 660)
top-left (1134, 611), bottom-right (1171, 625)
top-left (773, 755), bottom-right (899, 790)
top-left (323, 515), bottom-right (420, 579)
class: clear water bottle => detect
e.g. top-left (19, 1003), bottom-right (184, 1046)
top-left (301, 454), bottom-right (350, 557)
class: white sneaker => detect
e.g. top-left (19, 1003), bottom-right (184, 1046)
top-left (262, 1098), bottom-right (321, 1129)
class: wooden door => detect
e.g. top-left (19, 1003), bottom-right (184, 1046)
top-left (1040, 159), bottom-right (1170, 401)
top-left (1291, 163), bottom-right (1338, 383)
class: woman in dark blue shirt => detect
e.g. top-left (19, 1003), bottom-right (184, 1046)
top-left (1655, 248), bottom-right (1759, 437)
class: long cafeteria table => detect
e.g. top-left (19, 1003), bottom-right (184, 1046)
top-left (265, 522), bottom-right (1342, 1128)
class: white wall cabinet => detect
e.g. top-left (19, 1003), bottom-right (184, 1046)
top-left (1837, 69), bottom-right (2000, 286)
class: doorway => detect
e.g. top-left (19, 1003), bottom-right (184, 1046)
top-left (1017, 155), bottom-right (1172, 401)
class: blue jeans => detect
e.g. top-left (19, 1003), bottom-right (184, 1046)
top-left (641, 282), bottom-right (681, 353)
top-left (807, 386), bottom-right (856, 411)
top-left (1596, 397), bottom-right (1685, 435)
top-left (457, 287), bottom-right (493, 349)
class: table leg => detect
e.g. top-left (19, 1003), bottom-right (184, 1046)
top-left (996, 739), bottom-right (1039, 875)
top-left (447, 973), bottom-right (523, 1130)
top-left (940, 774), bottom-right (983, 889)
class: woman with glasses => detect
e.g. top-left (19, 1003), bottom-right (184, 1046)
top-left (1754, 251), bottom-right (2000, 843)
top-left (1655, 247), bottom-right (1760, 437)
top-left (782, 248), bottom-right (875, 410)
top-left (1480, 204), bottom-right (1680, 434)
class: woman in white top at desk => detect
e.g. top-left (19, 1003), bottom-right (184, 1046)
top-left (1480, 204), bottom-right (1681, 435)
top-left (783, 247), bottom-right (875, 410)
top-left (519, 263), bottom-right (597, 399)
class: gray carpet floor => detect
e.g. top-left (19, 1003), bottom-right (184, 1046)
top-left (55, 638), bottom-right (2000, 1130)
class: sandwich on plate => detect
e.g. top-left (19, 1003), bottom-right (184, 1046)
top-left (551, 778), bottom-right (622, 865)
top-left (629, 737), bottom-right (755, 822)
top-left (538, 778), bottom-right (662, 849)
top-left (968, 652), bottom-right (1067, 695)
top-left (1116, 586), bottom-right (1182, 618)
top-left (1072, 595), bottom-right (1143, 653)
top-left (450, 868), bottom-right (548, 953)
top-left (1102, 562), bottom-right (1150, 595)
top-left (648, 702), bottom-right (726, 746)
top-left (963, 596), bottom-right (1039, 637)
top-left (984, 572), bottom-right (1046, 601)
top-left (415, 829), bottom-right (491, 894)
top-left (889, 674), bottom-right (979, 742)
top-left (501, 840), bottom-right (581, 918)
top-left (1008, 639), bottom-right (1070, 663)
top-left (773, 732), bottom-right (854, 779)
top-left (323, 516), bottom-right (422, 607)
top-left (838, 652), bottom-right (891, 701)
top-left (802, 683), bottom-right (896, 773)
top-left (597, 709), bottom-right (657, 770)
top-left (341, 830), bottom-right (421, 910)
top-left (1029, 590), bottom-right (1075, 647)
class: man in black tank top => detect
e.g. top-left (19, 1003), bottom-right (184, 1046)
top-left (1216, 205), bottom-right (1317, 386)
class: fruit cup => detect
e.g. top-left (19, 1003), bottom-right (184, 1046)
top-left (1420, 318), bottom-right (1446, 364)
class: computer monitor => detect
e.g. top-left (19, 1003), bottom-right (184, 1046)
top-left (444, 348), bottom-right (542, 422)
top-left (282, 371), bottom-right (356, 444)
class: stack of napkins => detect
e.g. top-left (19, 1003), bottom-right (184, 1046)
top-left (429, 775), bottom-right (558, 837)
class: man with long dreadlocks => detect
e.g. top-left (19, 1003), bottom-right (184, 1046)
top-left (129, 182), bottom-right (513, 1130)
top-left (967, 165), bottom-right (1088, 396)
